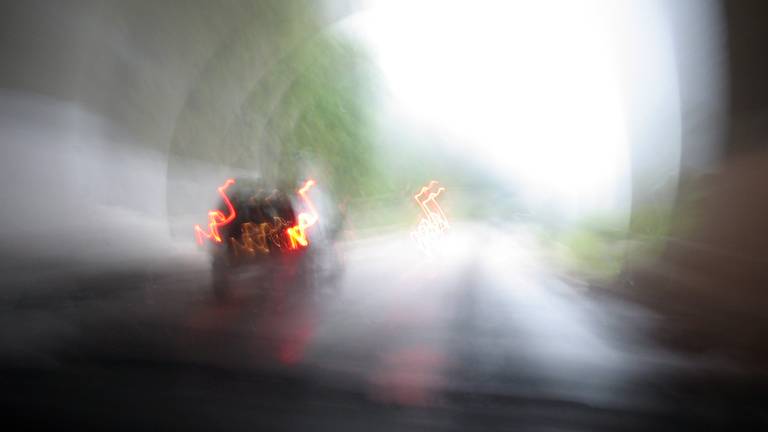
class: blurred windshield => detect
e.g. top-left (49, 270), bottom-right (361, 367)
top-left (1, 1), bottom-right (767, 431)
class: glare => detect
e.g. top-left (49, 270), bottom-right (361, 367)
top-left (347, 0), bottom-right (638, 219)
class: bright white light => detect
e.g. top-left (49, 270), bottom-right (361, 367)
top-left (344, 0), bottom-right (678, 220)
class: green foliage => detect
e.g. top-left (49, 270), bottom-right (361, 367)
top-left (269, 35), bottom-right (380, 200)
top-left (557, 228), bottom-right (625, 280)
top-left (164, 1), bottom-right (382, 225)
top-left (550, 185), bottom-right (703, 281)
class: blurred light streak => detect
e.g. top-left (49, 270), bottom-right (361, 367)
top-left (410, 181), bottom-right (448, 255)
top-left (286, 179), bottom-right (319, 249)
top-left (230, 218), bottom-right (292, 256)
top-left (194, 178), bottom-right (236, 245)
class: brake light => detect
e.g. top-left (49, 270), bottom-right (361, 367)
top-left (286, 179), bottom-right (318, 249)
top-left (194, 178), bottom-right (236, 245)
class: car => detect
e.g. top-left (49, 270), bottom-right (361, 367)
top-left (194, 177), bottom-right (336, 301)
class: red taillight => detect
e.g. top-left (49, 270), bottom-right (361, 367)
top-left (286, 179), bottom-right (318, 249)
top-left (193, 178), bottom-right (236, 245)
top-left (194, 178), bottom-right (320, 252)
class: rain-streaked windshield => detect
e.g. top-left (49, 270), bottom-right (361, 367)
top-left (1, 1), bottom-right (766, 430)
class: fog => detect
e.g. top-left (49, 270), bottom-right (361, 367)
top-left (3, 1), bottom-right (767, 431)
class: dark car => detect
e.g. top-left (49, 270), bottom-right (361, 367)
top-left (195, 177), bottom-right (334, 301)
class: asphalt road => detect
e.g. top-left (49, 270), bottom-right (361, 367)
top-left (1, 224), bottom-right (765, 431)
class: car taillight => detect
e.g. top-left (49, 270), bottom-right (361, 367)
top-left (286, 179), bottom-right (318, 249)
top-left (194, 178), bottom-right (236, 245)
top-left (194, 178), bottom-right (320, 253)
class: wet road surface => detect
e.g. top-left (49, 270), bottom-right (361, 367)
top-left (1, 224), bottom-right (765, 430)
